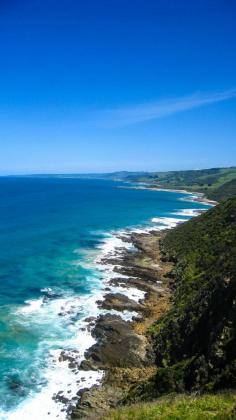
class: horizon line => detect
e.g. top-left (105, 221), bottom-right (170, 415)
top-left (1, 165), bottom-right (236, 177)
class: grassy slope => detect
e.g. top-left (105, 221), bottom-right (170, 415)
top-left (207, 178), bottom-right (236, 201)
top-left (147, 197), bottom-right (236, 395)
top-left (137, 167), bottom-right (236, 187)
top-left (105, 392), bottom-right (236, 419)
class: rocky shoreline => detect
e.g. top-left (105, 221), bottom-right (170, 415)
top-left (70, 229), bottom-right (173, 419)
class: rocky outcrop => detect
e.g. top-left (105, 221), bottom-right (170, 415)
top-left (84, 314), bottom-right (154, 369)
top-left (71, 384), bottom-right (123, 419)
top-left (97, 292), bottom-right (145, 312)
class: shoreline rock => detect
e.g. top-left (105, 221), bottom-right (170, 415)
top-left (97, 292), bottom-right (145, 312)
top-left (85, 313), bottom-right (153, 369)
top-left (71, 229), bottom-right (172, 419)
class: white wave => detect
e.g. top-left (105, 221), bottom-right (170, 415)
top-left (108, 285), bottom-right (145, 303)
top-left (41, 287), bottom-right (52, 293)
top-left (101, 308), bottom-right (140, 321)
top-left (180, 194), bottom-right (215, 206)
top-left (4, 355), bottom-right (103, 420)
top-left (96, 233), bottom-right (134, 257)
top-left (20, 298), bottom-right (44, 313)
top-left (151, 217), bottom-right (185, 229)
top-left (7, 291), bottom-right (105, 420)
top-left (172, 208), bottom-right (204, 217)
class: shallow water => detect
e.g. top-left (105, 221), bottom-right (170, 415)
top-left (0, 177), bottom-right (211, 418)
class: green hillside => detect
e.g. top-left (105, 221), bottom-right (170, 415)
top-left (140, 167), bottom-right (236, 188)
top-left (147, 197), bottom-right (236, 395)
top-left (207, 178), bottom-right (236, 201)
top-left (106, 392), bottom-right (236, 419)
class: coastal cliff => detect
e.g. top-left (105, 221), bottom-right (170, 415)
top-left (71, 196), bottom-right (236, 418)
top-left (152, 196), bottom-right (236, 395)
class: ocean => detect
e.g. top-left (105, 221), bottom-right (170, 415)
top-left (0, 177), bottom-right (211, 419)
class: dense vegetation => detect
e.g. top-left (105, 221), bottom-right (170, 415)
top-left (106, 392), bottom-right (236, 419)
top-left (207, 178), bottom-right (236, 202)
top-left (145, 197), bottom-right (236, 396)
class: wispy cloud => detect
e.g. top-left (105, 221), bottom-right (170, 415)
top-left (95, 89), bottom-right (236, 127)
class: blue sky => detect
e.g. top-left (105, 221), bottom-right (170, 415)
top-left (0, 0), bottom-right (236, 174)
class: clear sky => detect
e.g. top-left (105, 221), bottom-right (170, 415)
top-left (0, 0), bottom-right (236, 174)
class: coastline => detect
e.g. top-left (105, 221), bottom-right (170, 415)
top-left (71, 229), bottom-right (172, 419)
top-left (70, 196), bottom-right (214, 418)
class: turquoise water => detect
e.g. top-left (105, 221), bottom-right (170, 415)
top-left (0, 177), bottom-right (210, 417)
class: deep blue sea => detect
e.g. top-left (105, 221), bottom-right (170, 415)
top-left (0, 177), bottom-right (211, 419)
